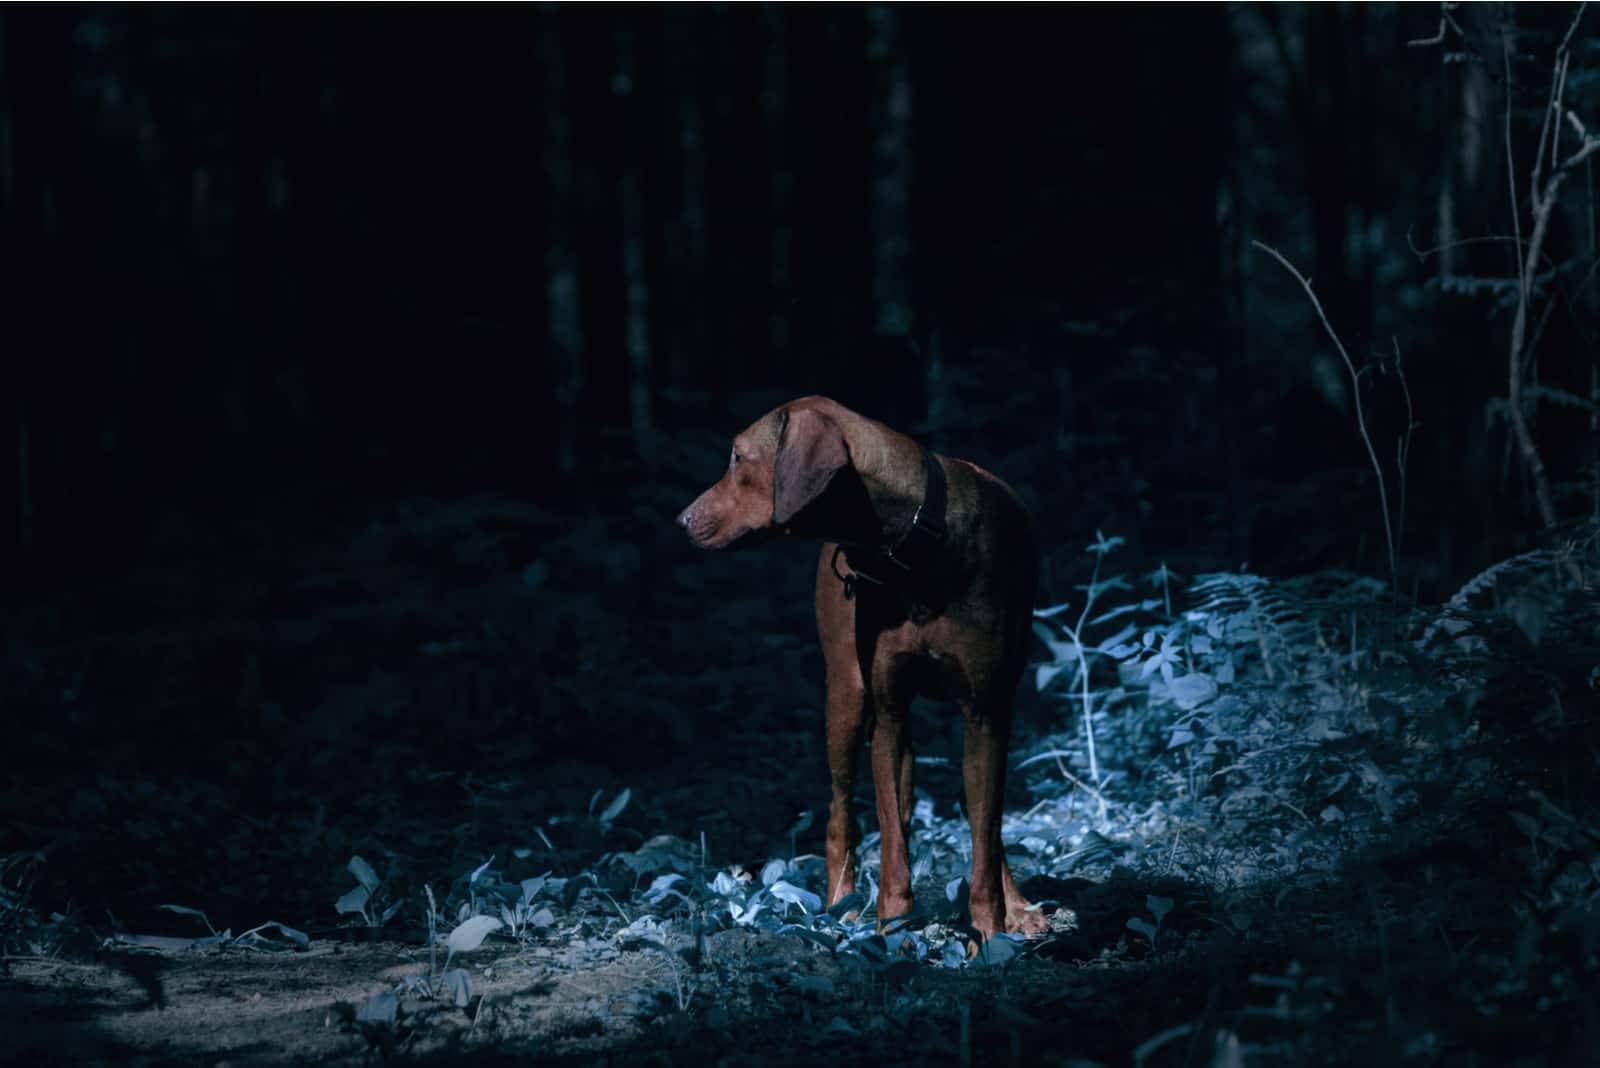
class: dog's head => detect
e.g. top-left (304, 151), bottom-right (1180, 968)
top-left (676, 402), bottom-right (850, 550)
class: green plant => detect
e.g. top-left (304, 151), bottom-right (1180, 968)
top-left (1032, 531), bottom-right (1152, 803)
top-left (1032, 535), bottom-right (1232, 814)
top-left (334, 854), bottom-right (404, 928)
top-left (1125, 893), bottom-right (1173, 952)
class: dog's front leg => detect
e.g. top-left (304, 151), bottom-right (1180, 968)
top-left (822, 659), bottom-right (867, 912)
top-left (870, 692), bottom-right (915, 927)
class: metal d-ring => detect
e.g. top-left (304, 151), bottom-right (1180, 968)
top-left (831, 544), bottom-right (881, 601)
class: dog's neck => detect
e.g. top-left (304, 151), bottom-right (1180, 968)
top-left (857, 462), bottom-right (933, 544)
top-left (788, 453), bottom-right (937, 549)
top-left (870, 460), bottom-right (940, 546)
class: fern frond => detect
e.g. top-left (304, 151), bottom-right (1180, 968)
top-left (1443, 549), bottom-right (1557, 610)
top-left (1419, 547), bottom-right (1581, 649)
top-left (1188, 572), bottom-right (1309, 676)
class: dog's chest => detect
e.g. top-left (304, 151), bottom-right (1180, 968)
top-left (855, 601), bottom-right (994, 698)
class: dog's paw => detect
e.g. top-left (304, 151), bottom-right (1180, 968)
top-left (1005, 904), bottom-right (1051, 939)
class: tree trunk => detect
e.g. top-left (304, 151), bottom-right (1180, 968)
top-left (4, 8), bottom-right (74, 567)
top-left (614, 17), bottom-right (655, 463)
top-left (14, 388), bottom-right (31, 562)
top-left (270, 12), bottom-right (326, 427)
top-left (0, 16), bottom-right (24, 562)
top-left (671, 11), bottom-right (710, 393)
top-left (1307, 5), bottom-right (1354, 342)
top-left (761, 4), bottom-right (792, 366)
top-left (866, 4), bottom-right (913, 340)
top-left (537, 3), bottom-right (584, 478)
top-left (232, 17), bottom-right (268, 437)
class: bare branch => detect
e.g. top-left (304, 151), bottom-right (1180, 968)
top-left (1532, 51), bottom-right (1560, 196)
top-left (1557, 1), bottom-right (1589, 54)
top-left (1502, 2), bottom-right (1593, 534)
top-left (1407, 2), bottom-right (1463, 48)
top-left (1504, 28), bottom-right (1528, 277)
top-left (1405, 229), bottom-right (1559, 276)
top-left (1558, 133), bottom-right (1600, 175)
top-left (1392, 337), bottom-right (1417, 569)
top-left (1538, 4), bottom-right (1589, 190)
top-left (1252, 241), bottom-right (1398, 595)
top-left (1551, 50), bottom-right (1570, 172)
top-left (1407, 22), bottom-right (1449, 48)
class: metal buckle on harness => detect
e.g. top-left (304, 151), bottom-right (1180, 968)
top-left (884, 506), bottom-right (946, 572)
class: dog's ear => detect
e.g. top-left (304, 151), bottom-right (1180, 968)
top-left (773, 407), bottom-right (849, 525)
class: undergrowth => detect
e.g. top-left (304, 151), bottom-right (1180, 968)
top-left (3, 528), bottom-right (1597, 1063)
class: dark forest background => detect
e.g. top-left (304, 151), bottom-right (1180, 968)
top-left (4, 6), bottom-right (1600, 1063)
top-left (2, 3), bottom-right (1594, 598)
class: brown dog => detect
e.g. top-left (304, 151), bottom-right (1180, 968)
top-left (676, 396), bottom-right (1047, 943)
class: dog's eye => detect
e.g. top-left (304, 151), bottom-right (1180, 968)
top-left (731, 450), bottom-right (744, 468)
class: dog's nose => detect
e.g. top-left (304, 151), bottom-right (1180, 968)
top-left (675, 507), bottom-right (691, 529)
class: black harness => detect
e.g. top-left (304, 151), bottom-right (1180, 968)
top-left (831, 447), bottom-right (948, 601)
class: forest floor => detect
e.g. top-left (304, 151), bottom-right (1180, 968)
top-left (2, 422), bottom-right (1599, 1066)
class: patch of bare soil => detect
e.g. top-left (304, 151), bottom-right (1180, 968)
top-left (4, 928), bottom-right (1111, 1066)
